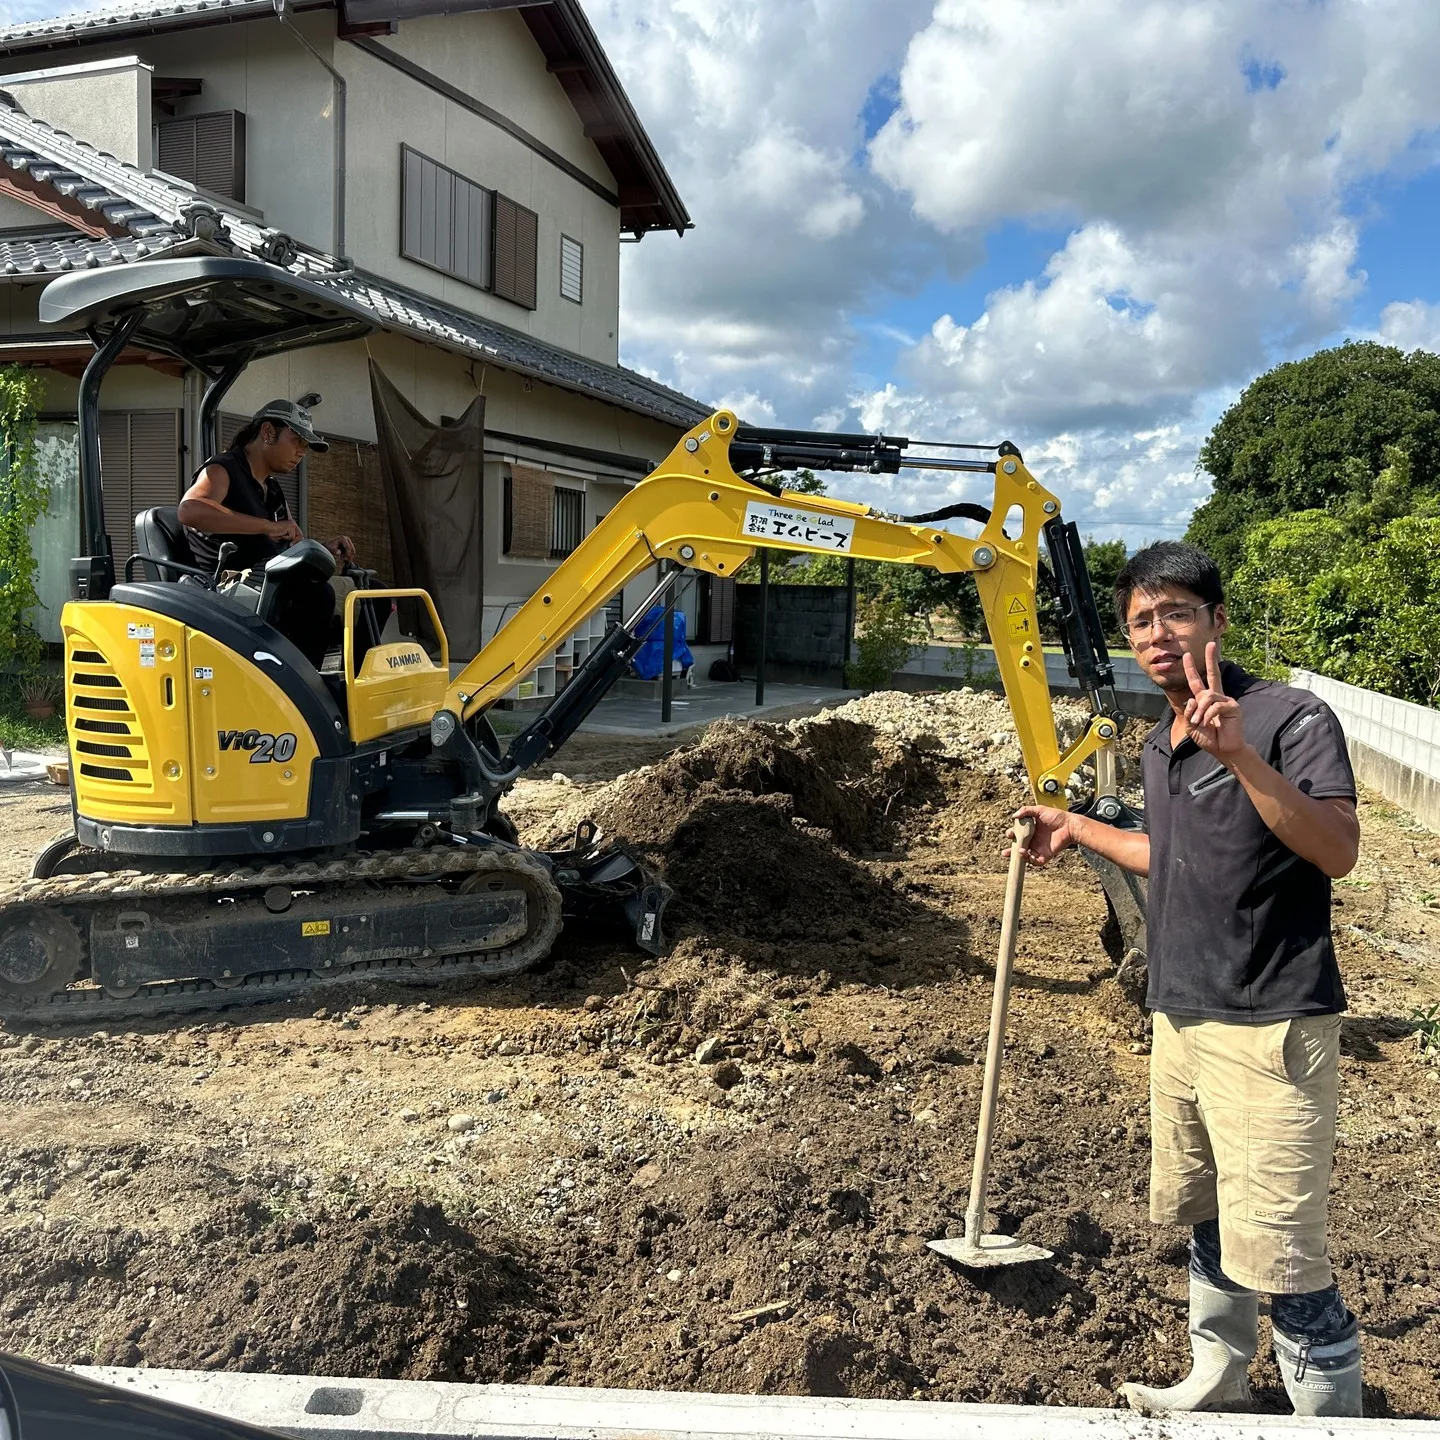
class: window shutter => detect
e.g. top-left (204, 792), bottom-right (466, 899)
top-left (195, 111), bottom-right (245, 203)
top-left (560, 235), bottom-right (583, 303)
top-left (505, 465), bottom-right (554, 558)
top-left (156, 119), bottom-right (197, 185)
top-left (98, 412), bottom-right (180, 559)
top-left (493, 193), bottom-right (538, 310)
top-left (218, 412), bottom-right (245, 451)
top-left (514, 202), bottom-right (537, 309)
top-left (401, 146), bottom-right (497, 292)
top-left (156, 112), bottom-right (245, 202)
top-left (98, 413), bottom-right (130, 555)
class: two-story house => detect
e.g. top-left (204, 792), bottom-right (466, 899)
top-left (0, 0), bottom-right (711, 685)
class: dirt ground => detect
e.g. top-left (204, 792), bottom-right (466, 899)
top-left (0, 691), bottom-right (1435, 1416)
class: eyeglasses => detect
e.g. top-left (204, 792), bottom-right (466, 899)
top-left (1121, 602), bottom-right (1215, 642)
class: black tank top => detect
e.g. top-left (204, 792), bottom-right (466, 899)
top-left (185, 450), bottom-right (290, 573)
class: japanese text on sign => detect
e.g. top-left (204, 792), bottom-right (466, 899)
top-left (741, 501), bottom-right (856, 553)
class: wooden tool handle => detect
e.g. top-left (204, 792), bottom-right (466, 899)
top-left (963, 816), bottom-right (1035, 1246)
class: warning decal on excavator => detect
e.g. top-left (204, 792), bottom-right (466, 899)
top-left (1005, 595), bottom-right (1032, 638)
top-left (742, 501), bottom-right (855, 553)
top-left (302, 920), bottom-right (331, 938)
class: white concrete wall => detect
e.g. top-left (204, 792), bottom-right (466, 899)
top-left (0, 54), bottom-right (153, 169)
top-left (1291, 668), bottom-right (1440, 781)
top-left (1291, 668), bottom-right (1440, 832)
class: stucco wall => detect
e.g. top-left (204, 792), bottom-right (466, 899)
top-left (0, 193), bottom-right (56, 229)
top-left (1, 55), bottom-right (153, 169)
top-left (341, 13), bottom-right (622, 365)
top-left (135, 16), bottom-right (339, 250)
top-left (2, 12), bottom-right (629, 362)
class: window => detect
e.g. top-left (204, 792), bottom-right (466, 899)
top-left (401, 146), bottom-right (494, 290)
top-left (99, 411), bottom-right (181, 556)
top-left (560, 234), bottom-right (583, 304)
top-left (401, 147), bottom-right (538, 307)
top-left (503, 468), bottom-right (585, 559)
top-left (492, 193), bottom-right (539, 309)
top-left (551, 486), bottom-right (584, 557)
top-left (155, 111), bottom-right (246, 202)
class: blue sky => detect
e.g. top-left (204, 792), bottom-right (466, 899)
top-left (592, 0), bottom-right (1440, 548)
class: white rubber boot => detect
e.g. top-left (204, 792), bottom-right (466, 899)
top-left (1122, 1276), bottom-right (1257, 1416)
top-left (1274, 1320), bottom-right (1363, 1418)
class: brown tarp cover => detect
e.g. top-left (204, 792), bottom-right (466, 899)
top-left (370, 359), bottom-right (484, 659)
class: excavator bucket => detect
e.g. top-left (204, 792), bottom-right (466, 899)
top-left (545, 822), bottom-right (672, 957)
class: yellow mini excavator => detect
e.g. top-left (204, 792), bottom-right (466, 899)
top-left (0, 258), bottom-right (1142, 1022)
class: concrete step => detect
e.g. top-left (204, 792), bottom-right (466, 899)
top-left (76, 1368), bottom-right (1434, 1439)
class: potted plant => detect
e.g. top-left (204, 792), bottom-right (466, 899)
top-left (19, 671), bottom-right (60, 721)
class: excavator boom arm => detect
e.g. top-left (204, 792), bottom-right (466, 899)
top-left (444, 409), bottom-right (1116, 803)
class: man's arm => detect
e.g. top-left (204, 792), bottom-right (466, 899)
top-left (1225, 750), bottom-right (1359, 879)
top-left (178, 464), bottom-right (301, 543)
top-left (1014, 804), bottom-right (1151, 875)
top-left (1183, 644), bottom-right (1359, 879)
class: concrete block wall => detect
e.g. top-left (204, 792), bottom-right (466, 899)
top-left (899, 644), bottom-right (1166, 718)
top-left (1291, 669), bottom-right (1440, 833)
top-left (733, 584), bottom-right (849, 688)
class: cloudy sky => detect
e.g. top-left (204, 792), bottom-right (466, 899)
top-left (589, 0), bottom-right (1440, 544)
top-left (1, 0), bottom-right (1437, 542)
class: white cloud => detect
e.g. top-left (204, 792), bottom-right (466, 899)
top-left (590, 0), bottom-right (940, 421)
top-left (832, 0), bottom-right (1440, 537)
top-left (1376, 299), bottom-right (1440, 354)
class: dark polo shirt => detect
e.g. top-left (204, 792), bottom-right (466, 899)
top-left (1142, 661), bottom-right (1356, 1021)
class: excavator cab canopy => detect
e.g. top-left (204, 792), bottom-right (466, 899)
top-left (39, 257), bottom-right (376, 600)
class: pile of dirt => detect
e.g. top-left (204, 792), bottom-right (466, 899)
top-left (0, 1157), bottom-right (549, 1379)
top-left (541, 692), bottom-right (1076, 950)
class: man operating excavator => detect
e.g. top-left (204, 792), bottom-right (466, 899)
top-left (177, 397), bottom-right (355, 666)
top-left (1017, 541), bottom-right (1363, 1419)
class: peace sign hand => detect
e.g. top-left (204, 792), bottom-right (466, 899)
top-left (1183, 641), bottom-right (1244, 759)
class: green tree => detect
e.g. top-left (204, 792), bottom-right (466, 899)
top-left (1189, 341), bottom-right (1440, 576)
top-left (1333, 515), bottom-right (1440, 704)
top-left (0, 365), bottom-right (49, 671)
top-left (1226, 510), bottom-right (1352, 673)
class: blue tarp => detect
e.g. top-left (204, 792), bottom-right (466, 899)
top-left (631, 606), bottom-right (694, 681)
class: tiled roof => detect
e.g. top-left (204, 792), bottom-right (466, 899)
top-left (0, 0), bottom-right (285, 51)
top-left (325, 271), bottom-right (708, 427)
top-left (0, 0), bottom-right (689, 236)
top-left (0, 228), bottom-right (158, 274)
top-left (0, 98), bottom-right (708, 427)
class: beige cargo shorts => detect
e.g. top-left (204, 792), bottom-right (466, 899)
top-left (1149, 1010), bottom-right (1341, 1294)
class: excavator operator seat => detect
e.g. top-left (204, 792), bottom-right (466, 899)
top-left (133, 506), bottom-right (195, 583)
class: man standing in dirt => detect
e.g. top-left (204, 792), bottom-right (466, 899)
top-left (1017, 541), bottom-right (1363, 1418)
